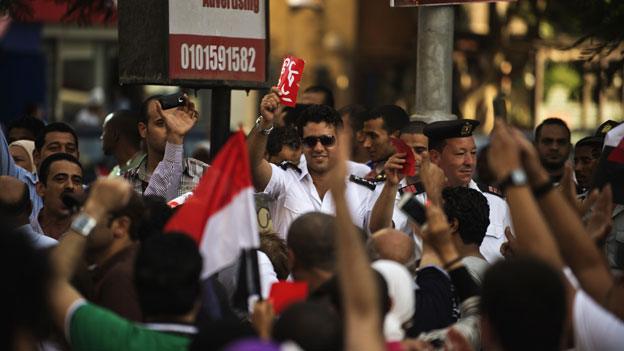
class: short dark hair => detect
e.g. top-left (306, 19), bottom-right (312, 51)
top-left (139, 95), bottom-right (163, 124)
top-left (266, 126), bottom-right (301, 157)
top-left (273, 301), bottom-right (343, 351)
top-left (34, 122), bottom-right (79, 152)
top-left (38, 153), bottom-right (83, 185)
top-left (134, 233), bottom-right (202, 317)
top-left (0, 180), bottom-right (30, 218)
top-left (6, 116), bottom-right (45, 141)
top-left (287, 212), bottom-right (337, 271)
top-left (304, 85), bottom-right (335, 108)
top-left (137, 196), bottom-right (175, 242)
top-left (534, 118), bottom-right (571, 142)
top-left (295, 105), bottom-right (343, 138)
top-left (338, 104), bottom-right (368, 132)
top-left (481, 257), bottom-right (566, 351)
top-left (400, 120), bottom-right (427, 135)
top-left (0, 228), bottom-right (53, 350)
top-left (575, 137), bottom-right (603, 160)
top-left (365, 105), bottom-right (410, 134)
top-left (106, 110), bottom-right (142, 149)
top-left (442, 187), bottom-right (490, 246)
top-left (110, 191), bottom-right (145, 241)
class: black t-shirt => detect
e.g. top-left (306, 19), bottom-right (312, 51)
top-left (406, 266), bottom-right (459, 337)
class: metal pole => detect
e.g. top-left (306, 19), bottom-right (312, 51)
top-left (209, 87), bottom-right (231, 160)
top-left (414, 5), bottom-right (456, 122)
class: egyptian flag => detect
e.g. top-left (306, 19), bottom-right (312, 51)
top-left (593, 122), bottom-right (624, 205)
top-left (164, 131), bottom-right (260, 278)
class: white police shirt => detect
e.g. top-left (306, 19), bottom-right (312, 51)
top-left (263, 160), bottom-right (374, 240)
top-left (367, 179), bottom-right (424, 260)
top-left (468, 180), bottom-right (511, 263)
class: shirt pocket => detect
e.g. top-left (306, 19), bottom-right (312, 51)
top-left (485, 223), bottom-right (504, 239)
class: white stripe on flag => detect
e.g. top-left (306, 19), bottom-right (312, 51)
top-left (198, 187), bottom-right (260, 278)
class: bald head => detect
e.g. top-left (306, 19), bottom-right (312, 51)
top-left (367, 229), bottom-right (416, 268)
top-left (0, 176), bottom-right (31, 225)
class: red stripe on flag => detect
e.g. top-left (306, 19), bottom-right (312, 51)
top-left (608, 138), bottom-right (624, 164)
top-left (164, 131), bottom-right (252, 243)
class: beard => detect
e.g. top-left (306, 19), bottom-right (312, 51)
top-left (540, 157), bottom-right (566, 172)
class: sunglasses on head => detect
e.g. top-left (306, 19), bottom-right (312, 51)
top-left (302, 135), bottom-right (336, 148)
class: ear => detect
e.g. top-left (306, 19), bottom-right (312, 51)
top-left (111, 216), bottom-right (131, 240)
top-left (36, 181), bottom-right (46, 198)
top-left (33, 148), bottom-right (41, 167)
top-left (450, 218), bottom-right (459, 233)
top-left (429, 149), bottom-right (441, 164)
top-left (138, 122), bottom-right (148, 139)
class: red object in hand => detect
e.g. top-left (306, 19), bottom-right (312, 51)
top-left (277, 56), bottom-right (305, 107)
top-left (390, 137), bottom-right (416, 177)
top-left (268, 281), bottom-right (308, 315)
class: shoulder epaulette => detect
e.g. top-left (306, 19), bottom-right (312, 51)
top-left (372, 172), bottom-right (387, 183)
top-left (349, 175), bottom-right (376, 191)
top-left (278, 161), bottom-right (302, 174)
top-left (477, 182), bottom-right (503, 198)
top-left (398, 182), bottom-right (425, 196)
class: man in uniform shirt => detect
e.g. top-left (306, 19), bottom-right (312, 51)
top-left (425, 119), bottom-right (512, 262)
top-left (247, 88), bottom-right (374, 239)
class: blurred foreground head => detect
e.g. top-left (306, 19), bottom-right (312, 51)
top-left (481, 257), bottom-right (566, 351)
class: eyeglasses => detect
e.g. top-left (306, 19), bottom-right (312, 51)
top-left (302, 135), bottom-right (336, 148)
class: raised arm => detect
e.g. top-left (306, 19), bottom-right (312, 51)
top-left (144, 97), bottom-right (198, 200)
top-left (369, 153), bottom-right (405, 232)
top-left (247, 88), bottom-right (280, 191)
top-left (329, 127), bottom-right (385, 351)
top-left (49, 179), bottom-right (132, 330)
top-left (509, 126), bottom-right (622, 319)
top-left (487, 120), bottom-right (565, 269)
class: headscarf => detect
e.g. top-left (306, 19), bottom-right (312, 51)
top-left (372, 260), bottom-right (416, 341)
top-left (9, 140), bottom-right (36, 174)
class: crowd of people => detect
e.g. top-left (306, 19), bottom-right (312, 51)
top-left (2, 83), bottom-right (624, 351)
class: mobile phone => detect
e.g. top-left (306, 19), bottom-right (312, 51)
top-left (158, 92), bottom-right (186, 110)
top-left (398, 192), bottom-right (427, 226)
top-left (493, 94), bottom-right (507, 121)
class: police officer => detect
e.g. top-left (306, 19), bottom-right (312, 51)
top-left (247, 88), bottom-right (375, 239)
top-left (424, 119), bottom-right (512, 262)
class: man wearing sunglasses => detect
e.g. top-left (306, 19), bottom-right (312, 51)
top-left (247, 88), bottom-right (374, 240)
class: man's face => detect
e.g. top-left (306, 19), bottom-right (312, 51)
top-left (87, 221), bottom-right (115, 253)
top-left (302, 122), bottom-right (338, 175)
top-left (100, 122), bottom-right (116, 156)
top-left (8, 127), bottom-right (36, 143)
top-left (430, 137), bottom-right (477, 187)
top-left (36, 132), bottom-right (79, 166)
top-left (362, 118), bottom-right (395, 162)
top-left (574, 145), bottom-right (599, 189)
top-left (139, 100), bottom-right (167, 156)
top-left (536, 125), bottom-right (570, 172)
top-left (400, 132), bottom-right (428, 175)
top-left (37, 160), bottom-right (84, 218)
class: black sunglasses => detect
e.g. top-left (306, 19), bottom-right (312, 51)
top-left (302, 135), bottom-right (336, 148)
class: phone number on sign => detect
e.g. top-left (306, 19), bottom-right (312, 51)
top-left (180, 44), bottom-right (257, 73)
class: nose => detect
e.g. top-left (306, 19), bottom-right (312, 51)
top-left (464, 153), bottom-right (475, 166)
top-left (362, 137), bottom-right (372, 148)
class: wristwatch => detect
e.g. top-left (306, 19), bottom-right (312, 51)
top-left (498, 168), bottom-right (528, 192)
top-left (70, 213), bottom-right (97, 237)
top-left (255, 115), bottom-right (274, 136)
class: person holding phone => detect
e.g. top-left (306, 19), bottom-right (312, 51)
top-left (124, 93), bottom-right (207, 201)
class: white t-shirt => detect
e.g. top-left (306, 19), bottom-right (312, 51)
top-left (573, 289), bottom-right (624, 350)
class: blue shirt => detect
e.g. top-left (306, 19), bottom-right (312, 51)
top-left (0, 128), bottom-right (43, 232)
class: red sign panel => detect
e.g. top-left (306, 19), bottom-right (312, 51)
top-left (276, 56), bottom-right (305, 107)
top-left (168, 0), bottom-right (267, 84)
